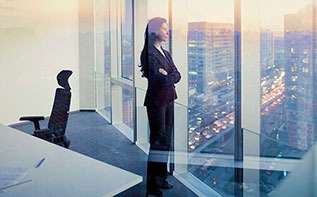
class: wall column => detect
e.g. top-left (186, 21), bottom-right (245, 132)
top-left (78, 0), bottom-right (96, 109)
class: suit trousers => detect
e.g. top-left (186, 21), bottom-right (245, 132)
top-left (146, 101), bottom-right (174, 191)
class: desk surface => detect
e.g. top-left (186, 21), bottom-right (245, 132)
top-left (0, 124), bottom-right (142, 197)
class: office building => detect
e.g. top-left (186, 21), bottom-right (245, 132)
top-left (1, 1), bottom-right (316, 196)
top-left (284, 5), bottom-right (316, 151)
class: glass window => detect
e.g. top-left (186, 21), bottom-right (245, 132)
top-left (260, 0), bottom-right (313, 158)
top-left (122, 88), bottom-right (134, 129)
top-left (95, 0), bottom-right (111, 121)
top-left (187, 0), bottom-right (235, 195)
top-left (121, 0), bottom-right (134, 80)
top-left (104, 0), bottom-right (111, 119)
top-left (133, 0), bottom-right (317, 195)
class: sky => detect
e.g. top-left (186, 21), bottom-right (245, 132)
top-left (259, 0), bottom-right (312, 32)
top-left (188, 0), bottom-right (312, 32)
top-left (0, 0), bottom-right (313, 32)
top-left (0, 0), bottom-right (77, 29)
top-left (188, 0), bottom-right (234, 23)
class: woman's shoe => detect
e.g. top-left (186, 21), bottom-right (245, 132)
top-left (159, 181), bottom-right (173, 189)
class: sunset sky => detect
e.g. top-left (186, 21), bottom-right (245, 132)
top-left (0, 0), bottom-right (313, 32)
top-left (0, 0), bottom-right (77, 30)
top-left (188, 0), bottom-right (311, 32)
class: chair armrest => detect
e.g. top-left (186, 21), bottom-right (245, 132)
top-left (34, 128), bottom-right (52, 135)
top-left (19, 116), bottom-right (45, 130)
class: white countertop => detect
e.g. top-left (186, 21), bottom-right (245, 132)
top-left (0, 123), bottom-right (142, 197)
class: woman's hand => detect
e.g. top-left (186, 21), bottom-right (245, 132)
top-left (159, 68), bottom-right (168, 75)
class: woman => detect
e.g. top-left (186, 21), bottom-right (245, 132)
top-left (139, 17), bottom-right (181, 197)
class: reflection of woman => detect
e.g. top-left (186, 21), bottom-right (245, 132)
top-left (139, 17), bottom-right (181, 197)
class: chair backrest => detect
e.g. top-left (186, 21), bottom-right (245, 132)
top-left (48, 70), bottom-right (72, 136)
top-left (48, 88), bottom-right (71, 135)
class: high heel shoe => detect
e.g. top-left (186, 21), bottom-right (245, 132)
top-left (159, 181), bottom-right (173, 189)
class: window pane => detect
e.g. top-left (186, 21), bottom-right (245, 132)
top-left (95, 0), bottom-right (111, 120)
top-left (187, 0), bottom-right (235, 195)
top-left (260, 0), bottom-right (314, 158)
top-left (122, 88), bottom-right (134, 129)
top-left (104, 0), bottom-right (111, 119)
top-left (121, 0), bottom-right (134, 80)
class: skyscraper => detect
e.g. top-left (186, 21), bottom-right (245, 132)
top-left (188, 22), bottom-right (234, 117)
top-left (284, 5), bottom-right (315, 150)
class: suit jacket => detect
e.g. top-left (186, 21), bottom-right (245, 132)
top-left (144, 46), bottom-right (181, 107)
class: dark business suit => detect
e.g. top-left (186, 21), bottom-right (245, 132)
top-left (143, 45), bottom-right (181, 192)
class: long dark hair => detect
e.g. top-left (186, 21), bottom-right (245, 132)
top-left (139, 17), bottom-right (167, 78)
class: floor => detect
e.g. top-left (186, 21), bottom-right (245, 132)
top-left (10, 111), bottom-right (197, 197)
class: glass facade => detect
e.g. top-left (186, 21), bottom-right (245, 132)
top-left (260, 0), bottom-right (315, 158)
top-left (186, 1), bottom-right (239, 195)
top-left (96, 0), bottom-right (317, 196)
top-left (121, 0), bottom-right (134, 80)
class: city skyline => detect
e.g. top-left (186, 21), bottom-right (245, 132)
top-left (186, 7), bottom-right (315, 193)
top-left (186, 14), bottom-right (316, 151)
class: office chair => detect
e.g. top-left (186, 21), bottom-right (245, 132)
top-left (19, 70), bottom-right (73, 148)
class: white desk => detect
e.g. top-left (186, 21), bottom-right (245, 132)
top-left (0, 123), bottom-right (142, 197)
